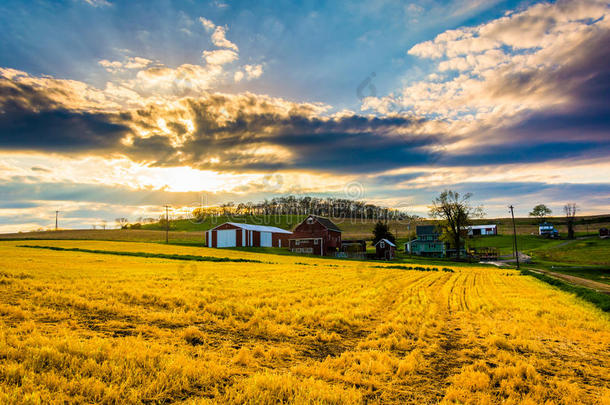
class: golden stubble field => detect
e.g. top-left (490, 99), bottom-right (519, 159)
top-left (0, 240), bottom-right (609, 404)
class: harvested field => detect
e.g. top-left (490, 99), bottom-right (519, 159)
top-left (0, 240), bottom-right (608, 403)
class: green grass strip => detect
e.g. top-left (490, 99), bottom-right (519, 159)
top-left (18, 245), bottom-right (268, 264)
top-left (520, 269), bottom-right (610, 312)
top-left (373, 265), bottom-right (454, 272)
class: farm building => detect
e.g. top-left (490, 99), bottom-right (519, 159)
top-left (339, 240), bottom-right (367, 259)
top-left (289, 215), bottom-right (342, 256)
top-left (467, 224), bottom-right (497, 236)
top-left (405, 225), bottom-right (465, 258)
top-left (405, 225), bottom-right (445, 257)
top-left (374, 238), bottom-right (396, 260)
top-left (206, 222), bottom-right (292, 248)
top-left (600, 228), bottom-right (609, 238)
top-left (539, 222), bottom-right (559, 238)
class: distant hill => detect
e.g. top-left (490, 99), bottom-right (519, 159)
top-left (2, 215), bottom-right (606, 243)
top-left (141, 215), bottom-right (416, 239)
top-left (140, 214), bottom-right (610, 239)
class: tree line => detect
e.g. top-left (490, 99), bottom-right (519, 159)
top-left (192, 196), bottom-right (412, 221)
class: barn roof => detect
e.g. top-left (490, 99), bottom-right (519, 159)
top-left (468, 224), bottom-right (497, 230)
top-left (374, 238), bottom-right (396, 247)
top-left (209, 222), bottom-right (292, 234)
top-left (309, 216), bottom-right (342, 232)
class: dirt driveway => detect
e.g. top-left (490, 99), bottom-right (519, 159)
top-left (526, 268), bottom-right (610, 294)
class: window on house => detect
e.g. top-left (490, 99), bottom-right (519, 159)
top-left (314, 239), bottom-right (319, 245)
top-left (307, 217), bottom-right (314, 224)
top-left (380, 242), bottom-right (385, 248)
top-left (296, 240), bottom-right (300, 246)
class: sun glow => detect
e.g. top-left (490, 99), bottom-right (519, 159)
top-left (131, 165), bottom-right (260, 193)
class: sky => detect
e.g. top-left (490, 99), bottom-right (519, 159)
top-left (0, 0), bottom-right (609, 231)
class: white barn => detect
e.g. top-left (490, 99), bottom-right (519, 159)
top-left (467, 225), bottom-right (497, 236)
top-left (206, 222), bottom-right (292, 248)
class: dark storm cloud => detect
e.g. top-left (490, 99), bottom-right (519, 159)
top-left (487, 28), bottom-right (610, 139)
top-left (174, 106), bottom-right (444, 173)
top-left (0, 75), bottom-right (447, 172)
top-left (440, 28), bottom-right (610, 166)
top-left (442, 141), bottom-right (610, 167)
top-left (0, 177), bottom-right (220, 207)
top-left (369, 172), bottom-right (427, 185)
top-left (0, 78), bottom-right (130, 152)
top-left (372, 181), bottom-right (610, 214)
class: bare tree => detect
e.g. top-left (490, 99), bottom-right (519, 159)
top-left (429, 190), bottom-right (484, 260)
top-left (115, 218), bottom-right (129, 229)
top-left (564, 203), bottom-right (577, 239)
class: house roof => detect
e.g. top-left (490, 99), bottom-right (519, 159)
top-left (209, 222), bottom-right (292, 234)
top-left (416, 225), bottom-right (439, 235)
top-left (468, 225), bottom-right (497, 230)
top-left (307, 215), bottom-right (342, 232)
top-left (374, 238), bottom-right (396, 247)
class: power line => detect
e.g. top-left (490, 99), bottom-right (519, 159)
top-left (164, 204), bottom-right (170, 243)
top-left (509, 205), bottom-right (519, 269)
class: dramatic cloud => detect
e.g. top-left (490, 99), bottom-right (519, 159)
top-left (0, 67), bottom-right (120, 111)
top-left (0, 0), bottom-right (608, 231)
top-left (93, 17), bottom-right (248, 99)
top-left (122, 95), bottom-right (443, 173)
top-left (362, 0), bottom-right (610, 166)
top-left (0, 68), bottom-right (444, 173)
top-left (125, 64), bottom-right (225, 98)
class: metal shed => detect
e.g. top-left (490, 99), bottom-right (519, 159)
top-left (206, 222), bottom-right (292, 248)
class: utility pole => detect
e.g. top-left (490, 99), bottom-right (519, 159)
top-left (55, 210), bottom-right (60, 231)
top-left (509, 205), bottom-right (519, 269)
top-left (164, 205), bottom-right (170, 243)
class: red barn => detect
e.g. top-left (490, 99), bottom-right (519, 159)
top-left (206, 222), bottom-right (292, 248)
top-left (289, 215), bottom-right (342, 256)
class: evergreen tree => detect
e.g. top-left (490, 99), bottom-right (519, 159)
top-left (372, 220), bottom-right (396, 245)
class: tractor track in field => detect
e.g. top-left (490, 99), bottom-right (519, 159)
top-left (424, 274), bottom-right (470, 402)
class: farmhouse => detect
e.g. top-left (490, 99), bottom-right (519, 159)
top-left (405, 225), bottom-right (445, 257)
top-left (374, 238), bottom-right (396, 260)
top-left (206, 222), bottom-right (292, 248)
top-left (405, 225), bottom-right (466, 258)
top-left (467, 224), bottom-right (497, 236)
top-left (289, 215), bottom-right (342, 256)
